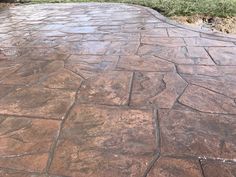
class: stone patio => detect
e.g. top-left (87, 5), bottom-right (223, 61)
top-left (0, 3), bottom-right (236, 177)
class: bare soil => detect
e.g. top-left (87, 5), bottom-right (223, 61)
top-left (0, 3), bottom-right (16, 10)
top-left (171, 15), bottom-right (236, 34)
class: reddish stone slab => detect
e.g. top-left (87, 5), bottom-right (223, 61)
top-left (179, 85), bottom-right (236, 114)
top-left (1, 60), bottom-right (65, 86)
top-left (78, 71), bottom-right (132, 106)
top-left (141, 37), bottom-right (185, 46)
top-left (0, 87), bottom-right (75, 119)
top-left (57, 41), bottom-right (110, 55)
top-left (147, 157), bottom-right (202, 177)
top-left (201, 160), bottom-right (236, 177)
top-left (0, 61), bottom-right (22, 81)
top-left (117, 55), bottom-right (175, 72)
top-left (65, 55), bottom-right (118, 79)
top-left (0, 170), bottom-right (58, 177)
top-left (49, 105), bottom-right (157, 177)
top-left (0, 85), bottom-right (15, 99)
top-left (131, 72), bottom-right (187, 108)
top-left (0, 116), bottom-right (60, 172)
top-left (41, 68), bottom-right (83, 90)
top-left (182, 75), bottom-right (236, 98)
top-left (18, 45), bottom-right (69, 60)
top-left (106, 41), bottom-right (140, 55)
top-left (160, 109), bottom-right (236, 159)
top-left (138, 45), bottom-right (214, 65)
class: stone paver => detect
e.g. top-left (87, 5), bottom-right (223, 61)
top-left (0, 3), bottom-right (236, 177)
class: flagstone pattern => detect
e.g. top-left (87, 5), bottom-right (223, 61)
top-left (0, 3), bottom-right (236, 177)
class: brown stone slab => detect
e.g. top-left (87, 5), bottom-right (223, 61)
top-left (141, 37), bottom-right (185, 46)
top-left (177, 65), bottom-right (236, 76)
top-left (18, 46), bottom-right (69, 60)
top-left (57, 41), bottom-right (110, 55)
top-left (0, 170), bottom-right (58, 177)
top-left (78, 71), bottom-right (132, 106)
top-left (138, 45), bottom-right (214, 65)
top-left (41, 68), bottom-right (83, 90)
top-left (117, 55), bottom-right (175, 72)
top-left (0, 61), bottom-right (22, 81)
top-left (201, 160), bottom-right (236, 177)
top-left (106, 41), bottom-right (140, 55)
top-left (182, 75), bottom-right (236, 98)
top-left (65, 55), bottom-right (118, 79)
top-left (160, 109), bottom-right (236, 159)
top-left (147, 157), bottom-right (202, 177)
top-left (49, 105), bottom-right (157, 177)
top-left (0, 87), bottom-right (75, 119)
top-left (0, 85), bottom-right (15, 99)
top-left (179, 85), bottom-right (236, 114)
top-left (0, 60), bottom-right (65, 86)
top-left (130, 72), bottom-right (187, 108)
top-left (0, 116), bottom-right (60, 172)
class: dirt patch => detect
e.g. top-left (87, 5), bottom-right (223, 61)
top-left (0, 3), bottom-right (17, 10)
top-left (171, 15), bottom-right (236, 34)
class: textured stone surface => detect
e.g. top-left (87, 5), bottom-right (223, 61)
top-left (117, 55), bottom-right (175, 72)
top-left (0, 3), bottom-right (236, 177)
top-left (78, 71), bottom-right (132, 106)
top-left (0, 116), bottom-right (60, 172)
top-left (160, 109), bottom-right (236, 159)
top-left (207, 47), bottom-right (236, 65)
top-left (49, 105), bottom-right (157, 177)
top-left (179, 85), bottom-right (236, 114)
top-left (138, 45), bottom-right (214, 65)
top-left (201, 160), bottom-right (236, 177)
top-left (147, 157), bottom-right (202, 177)
top-left (131, 72), bottom-right (187, 108)
top-left (0, 87), bottom-right (75, 119)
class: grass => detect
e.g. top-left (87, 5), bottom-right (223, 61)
top-left (22, 0), bottom-right (236, 17)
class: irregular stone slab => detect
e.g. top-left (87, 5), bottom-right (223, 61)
top-left (117, 55), bottom-right (175, 72)
top-left (147, 157), bottom-right (202, 177)
top-left (0, 85), bottom-right (15, 99)
top-left (138, 45), bottom-right (214, 65)
top-left (141, 37), bottom-right (185, 46)
top-left (131, 72), bottom-right (187, 108)
top-left (41, 68), bottom-right (83, 90)
top-left (0, 61), bottom-right (50, 85)
top-left (49, 105), bottom-right (157, 177)
top-left (179, 85), bottom-right (236, 114)
top-left (177, 65), bottom-right (236, 76)
top-left (0, 170), bottom-right (58, 177)
top-left (106, 41), bottom-right (140, 55)
top-left (207, 47), bottom-right (236, 65)
top-left (78, 71), bottom-right (132, 106)
top-left (65, 55), bottom-right (118, 79)
top-left (0, 116), bottom-right (60, 172)
top-left (0, 61), bottom-right (22, 81)
top-left (184, 37), bottom-right (235, 47)
top-left (57, 41), bottom-right (110, 55)
top-left (60, 26), bottom-right (97, 34)
top-left (183, 75), bottom-right (236, 98)
top-left (160, 110), bottom-right (236, 159)
top-left (0, 60), bottom-right (64, 86)
top-left (201, 160), bottom-right (236, 177)
top-left (0, 87), bottom-right (75, 119)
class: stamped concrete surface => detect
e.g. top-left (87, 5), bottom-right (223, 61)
top-left (0, 3), bottom-right (236, 177)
